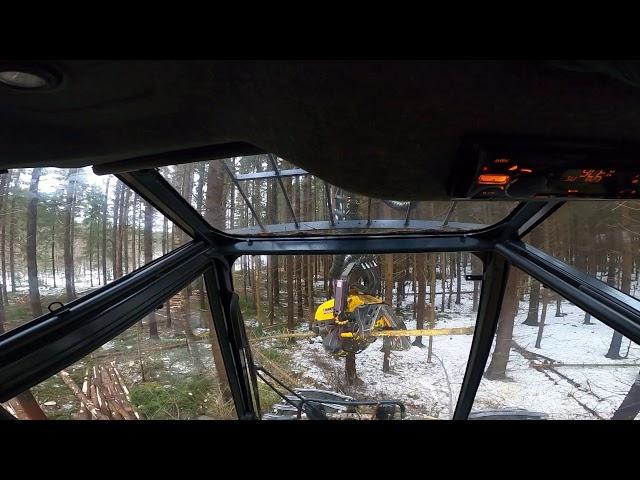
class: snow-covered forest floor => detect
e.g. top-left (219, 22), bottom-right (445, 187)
top-left (260, 279), bottom-right (640, 420)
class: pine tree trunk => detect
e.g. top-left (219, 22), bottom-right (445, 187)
top-left (413, 253), bottom-right (426, 347)
top-left (383, 254), bottom-right (394, 305)
top-left (8, 173), bottom-right (18, 294)
top-left (267, 255), bottom-right (275, 325)
top-left (484, 268), bottom-right (520, 380)
top-left (455, 252), bottom-right (462, 304)
top-left (286, 255), bottom-right (295, 335)
top-left (102, 177), bottom-right (110, 285)
top-left (306, 256), bottom-right (314, 329)
top-left (144, 200), bottom-right (159, 339)
top-left (535, 290), bottom-right (549, 349)
top-left (203, 160), bottom-right (234, 398)
top-left (605, 222), bottom-right (623, 359)
top-left (0, 172), bottom-right (9, 306)
top-left (131, 195), bottom-right (136, 272)
top-left (427, 253), bottom-right (437, 362)
top-left (122, 188), bottom-right (130, 274)
top-left (195, 164), bottom-right (206, 312)
top-left (523, 278), bottom-right (540, 325)
top-left (296, 256), bottom-right (304, 319)
top-left (115, 184), bottom-right (125, 279)
top-left (14, 390), bottom-right (47, 420)
top-left (345, 351), bottom-right (358, 385)
top-left (112, 181), bottom-right (121, 279)
top-left (27, 168), bottom-right (43, 318)
top-left (254, 255), bottom-right (262, 325)
top-left (0, 171), bottom-right (7, 329)
top-left (63, 168), bottom-right (77, 302)
top-left (180, 164), bottom-right (196, 339)
top-left (88, 219), bottom-right (93, 288)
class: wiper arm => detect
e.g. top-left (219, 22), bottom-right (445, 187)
top-left (254, 364), bottom-right (406, 420)
top-left (254, 364), bottom-right (327, 420)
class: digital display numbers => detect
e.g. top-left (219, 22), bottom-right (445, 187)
top-left (453, 136), bottom-right (640, 199)
top-left (562, 169), bottom-right (616, 184)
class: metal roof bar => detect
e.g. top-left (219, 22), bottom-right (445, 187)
top-left (453, 252), bottom-right (510, 419)
top-left (442, 201), bottom-right (457, 228)
top-left (115, 169), bottom-right (216, 244)
top-left (404, 202), bottom-right (412, 226)
top-left (235, 168), bottom-right (307, 181)
top-left (92, 142), bottom-right (265, 175)
top-left (227, 219), bottom-right (487, 235)
top-left (497, 241), bottom-right (640, 345)
top-left (223, 159), bottom-right (266, 233)
top-left (268, 154), bottom-right (299, 229)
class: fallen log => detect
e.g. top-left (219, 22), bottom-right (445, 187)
top-left (59, 370), bottom-right (109, 420)
top-left (531, 362), bottom-right (640, 369)
top-left (513, 341), bottom-right (605, 402)
top-left (109, 364), bottom-right (139, 420)
top-left (568, 392), bottom-right (605, 420)
top-left (77, 368), bottom-right (91, 420)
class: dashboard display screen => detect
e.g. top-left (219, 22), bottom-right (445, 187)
top-left (452, 137), bottom-right (640, 200)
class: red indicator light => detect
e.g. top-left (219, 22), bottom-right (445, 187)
top-left (508, 165), bottom-right (518, 171)
top-left (478, 174), bottom-right (510, 185)
top-left (494, 158), bottom-right (511, 164)
top-left (567, 189), bottom-right (579, 193)
top-left (520, 168), bottom-right (533, 174)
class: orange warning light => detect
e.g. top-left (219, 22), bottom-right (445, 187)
top-left (494, 158), bottom-right (511, 164)
top-left (508, 165), bottom-right (519, 171)
top-left (477, 174), bottom-right (510, 185)
top-left (520, 168), bottom-right (533, 173)
top-left (567, 189), bottom-right (579, 193)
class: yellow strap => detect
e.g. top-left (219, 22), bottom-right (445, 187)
top-left (372, 327), bottom-right (475, 337)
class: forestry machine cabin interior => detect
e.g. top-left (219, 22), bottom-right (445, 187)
top-left (1, 60), bottom-right (640, 421)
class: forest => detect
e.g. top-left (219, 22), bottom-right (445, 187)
top-left (0, 155), bottom-right (639, 420)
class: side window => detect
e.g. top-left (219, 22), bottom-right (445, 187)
top-left (1, 276), bottom-right (236, 420)
top-left (472, 267), bottom-right (640, 420)
top-left (523, 200), bottom-right (640, 300)
top-left (0, 167), bottom-right (184, 335)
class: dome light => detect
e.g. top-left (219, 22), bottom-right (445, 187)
top-left (0, 65), bottom-right (60, 90)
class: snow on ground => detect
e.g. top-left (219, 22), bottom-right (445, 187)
top-left (286, 279), bottom-right (640, 420)
top-left (474, 301), bottom-right (640, 420)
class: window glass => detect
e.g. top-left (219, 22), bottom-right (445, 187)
top-left (159, 156), bottom-right (518, 236)
top-left (0, 167), bottom-right (184, 334)
top-left (472, 267), bottom-right (640, 420)
top-left (235, 252), bottom-right (483, 419)
top-left (1, 276), bottom-right (236, 420)
top-left (523, 201), bottom-right (640, 300)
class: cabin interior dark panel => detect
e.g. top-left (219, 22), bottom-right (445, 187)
top-left (2, 60), bottom-right (640, 200)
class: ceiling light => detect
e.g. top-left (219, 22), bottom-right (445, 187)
top-left (0, 65), bottom-right (60, 90)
